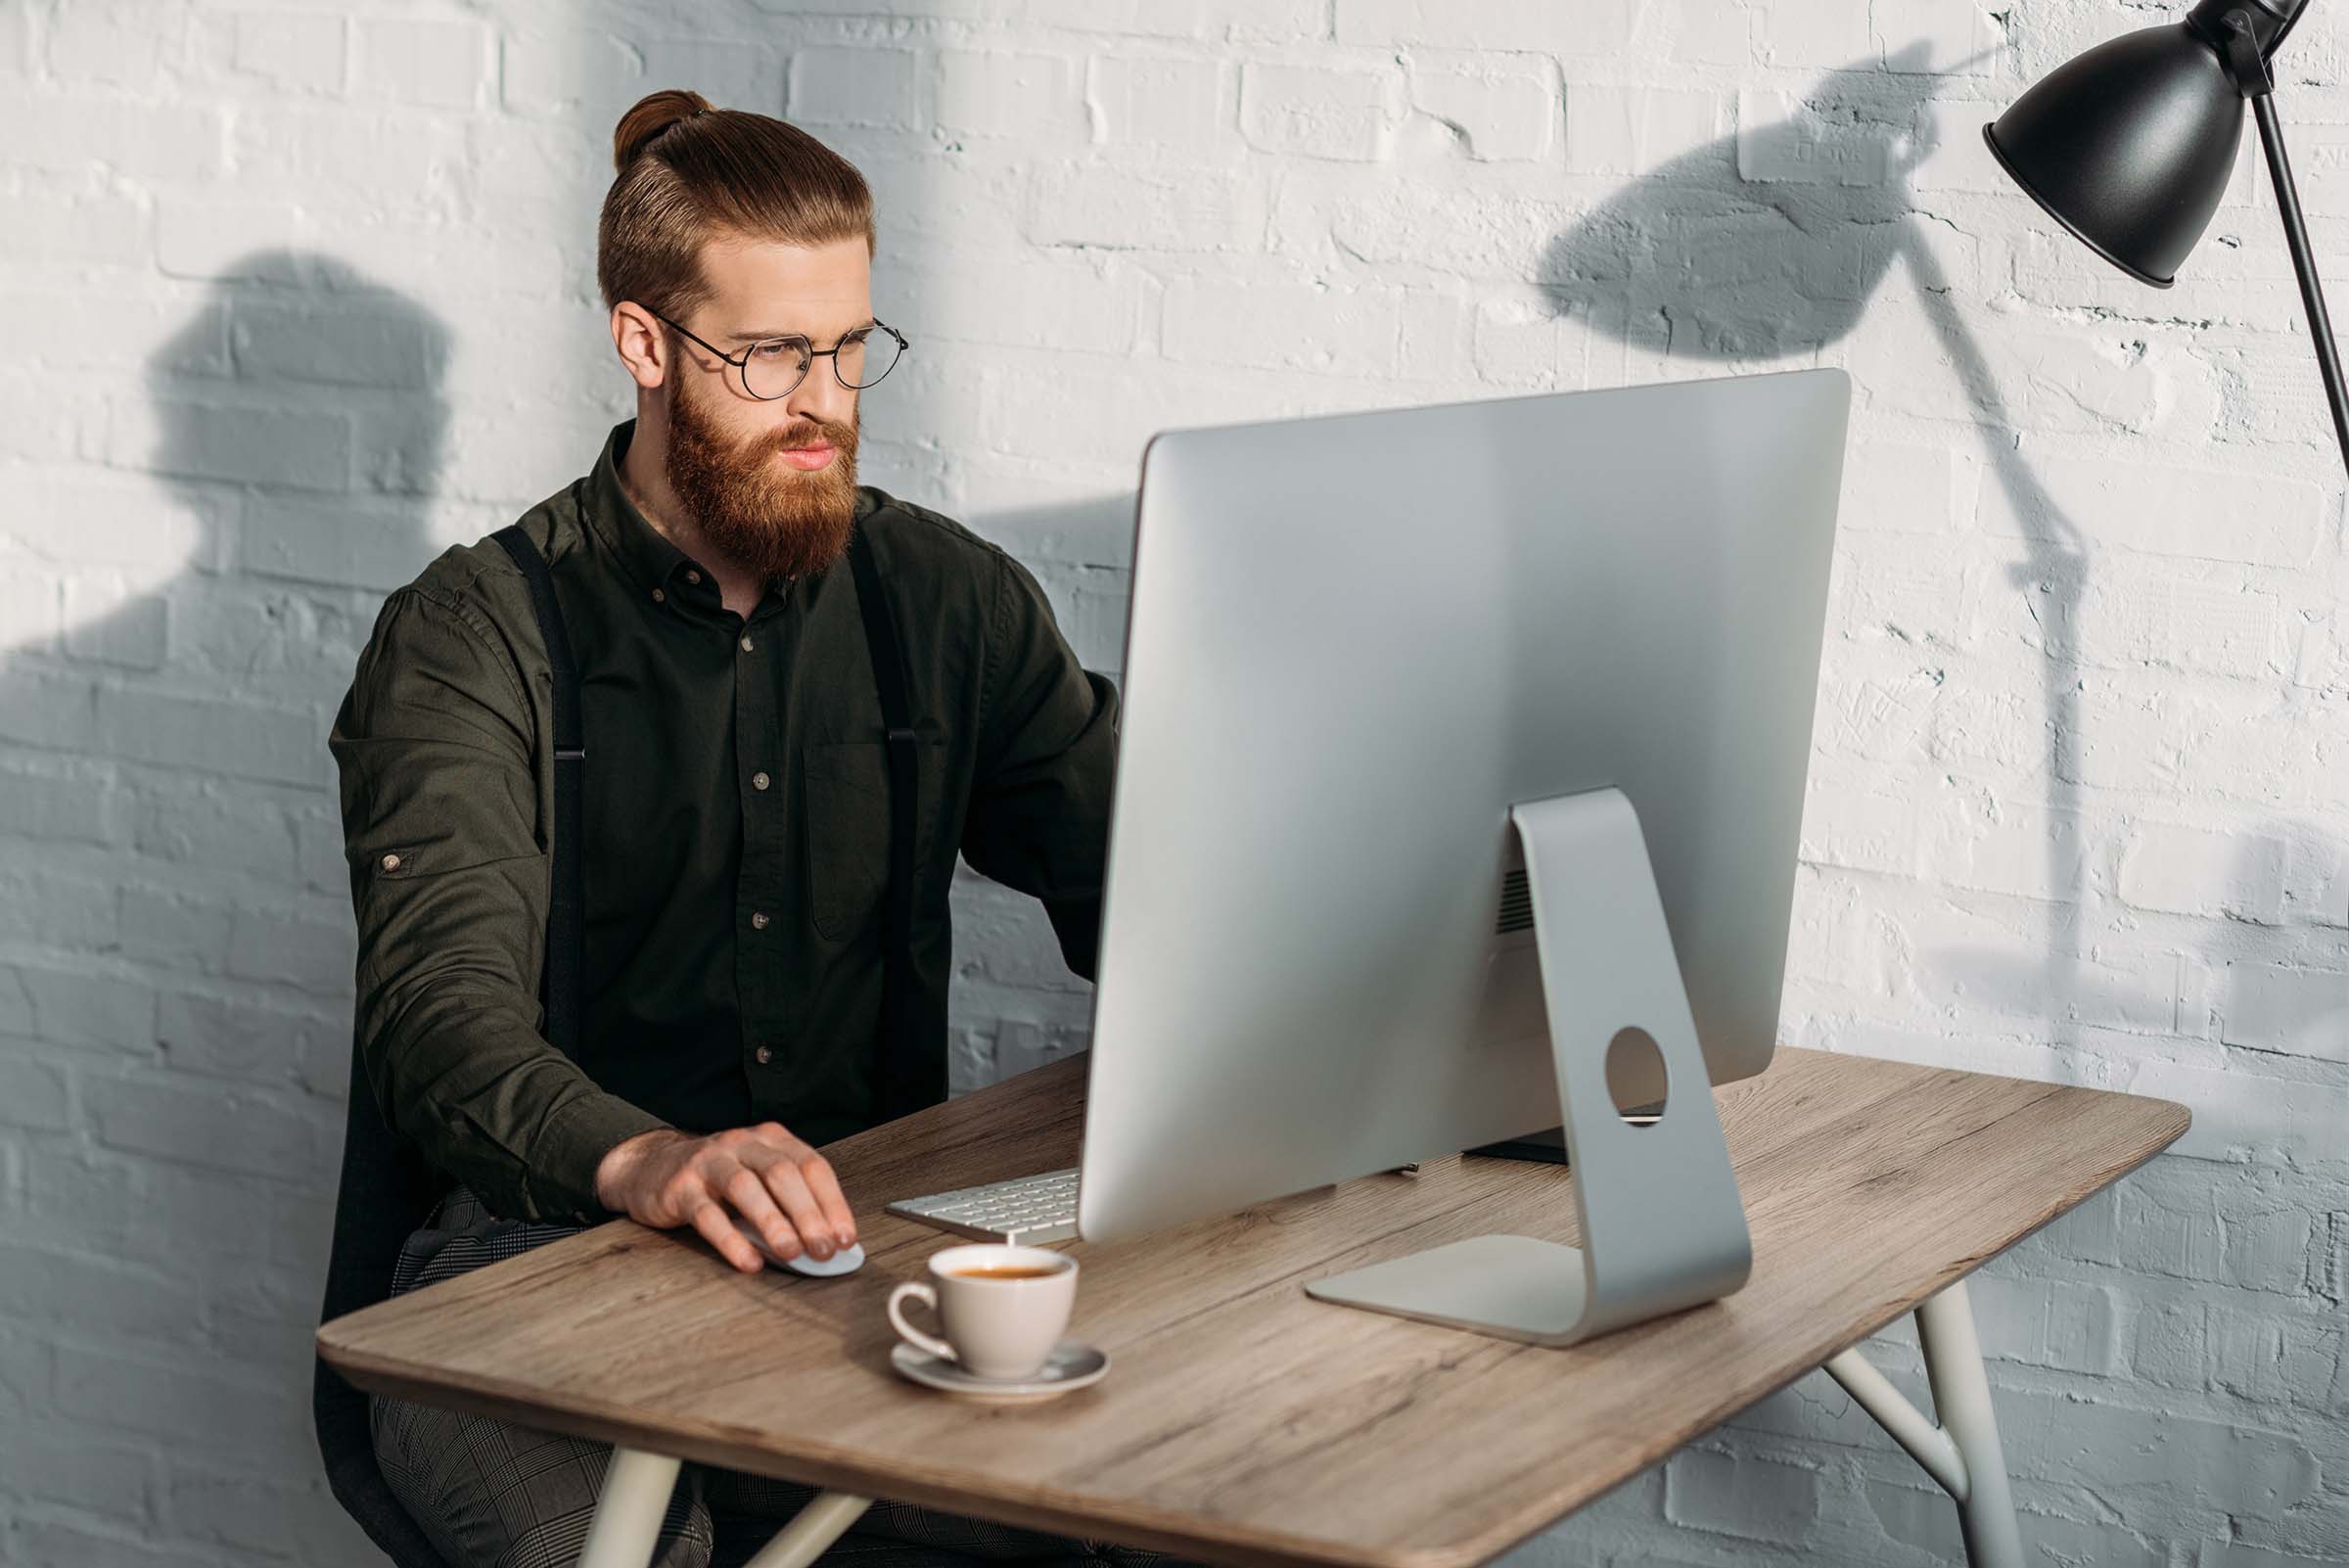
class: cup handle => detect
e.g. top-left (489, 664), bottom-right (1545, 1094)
top-left (888, 1281), bottom-right (957, 1362)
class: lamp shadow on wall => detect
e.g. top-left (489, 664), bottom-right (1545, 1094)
top-left (1534, 44), bottom-right (2115, 1041)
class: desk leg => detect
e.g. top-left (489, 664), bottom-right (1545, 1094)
top-left (578, 1450), bottom-right (873, 1568)
top-left (1821, 1279), bottom-right (2023, 1568)
top-left (740, 1492), bottom-right (876, 1568)
top-left (579, 1447), bottom-right (684, 1568)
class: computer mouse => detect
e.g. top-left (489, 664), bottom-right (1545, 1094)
top-left (733, 1214), bottom-right (865, 1276)
top-left (782, 1239), bottom-right (864, 1277)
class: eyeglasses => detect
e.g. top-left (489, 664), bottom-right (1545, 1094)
top-left (649, 309), bottom-right (908, 400)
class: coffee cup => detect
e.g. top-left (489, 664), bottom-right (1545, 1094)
top-left (887, 1243), bottom-right (1078, 1380)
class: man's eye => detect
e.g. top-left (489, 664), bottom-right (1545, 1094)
top-left (752, 340), bottom-right (804, 359)
top-left (842, 328), bottom-right (872, 346)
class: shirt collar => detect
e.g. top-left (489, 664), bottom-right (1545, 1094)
top-left (584, 416), bottom-right (879, 616)
top-left (586, 416), bottom-right (712, 607)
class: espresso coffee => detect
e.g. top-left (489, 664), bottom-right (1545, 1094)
top-left (950, 1265), bottom-right (1062, 1280)
top-left (891, 1243), bottom-right (1082, 1378)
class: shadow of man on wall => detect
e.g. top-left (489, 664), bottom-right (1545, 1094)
top-left (0, 248), bottom-right (450, 1551)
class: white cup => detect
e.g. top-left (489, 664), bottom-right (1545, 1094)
top-left (887, 1243), bottom-right (1079, 1380)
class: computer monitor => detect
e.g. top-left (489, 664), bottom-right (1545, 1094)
top-left (1072, 366), bottom-right (1851, 1346)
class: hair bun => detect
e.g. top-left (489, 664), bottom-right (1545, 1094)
top-left (613, 88), bottom-right (715, 173)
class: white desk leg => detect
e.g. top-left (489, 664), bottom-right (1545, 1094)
top-left (579, 1447), bottom-right (685, 1568)
top-left (577, 1449), bottom-right (875, 1568)
top-left (1821, 1278), bottom-right (2024, 1568)
top-left (740, 1492), bottom-right (876, 1568)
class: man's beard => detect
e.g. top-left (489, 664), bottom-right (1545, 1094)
top-left (663, 373), bottom-right (860, 584)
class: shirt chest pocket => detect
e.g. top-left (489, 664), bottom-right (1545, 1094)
top-left (802, 738), bottom-right (943, 942)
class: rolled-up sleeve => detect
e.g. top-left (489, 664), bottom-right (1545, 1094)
top-left (958, 549), bottom-right (1121, 981)
top-left (328, 586), bottom-right (670, 1222)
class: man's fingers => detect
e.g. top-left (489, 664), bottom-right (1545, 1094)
top-left (755, 1161), bottom-right (835, 1258)
top-left (689, 1199), bottom-right (764, 1272)
top-left (723, 1165), bottom-right (806, 1260)
top-left (748, 1124), bottom-right (856, 1249)
top-left (798, 1157), bottom-right (857, 1247)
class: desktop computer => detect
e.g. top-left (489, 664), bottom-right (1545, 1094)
top-left (889, 366), bottom-right (1852, 1347)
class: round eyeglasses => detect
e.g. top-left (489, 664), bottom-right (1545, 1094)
top-left (649, 309), bottom-right (908, 400)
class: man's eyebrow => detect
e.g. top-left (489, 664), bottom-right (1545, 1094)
top-left (722, 316), bottom-right (878, 345)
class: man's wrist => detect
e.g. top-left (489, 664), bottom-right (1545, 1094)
top-left (594, 1126), bottom-right (681, 1210)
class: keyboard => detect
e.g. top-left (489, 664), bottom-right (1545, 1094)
top-left (886, 1167), bottom-right (1080, 1244)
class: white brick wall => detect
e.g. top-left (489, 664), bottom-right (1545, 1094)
top-left (1, 2), bottom-right (2343, 1565)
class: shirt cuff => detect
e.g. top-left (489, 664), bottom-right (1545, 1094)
top-left (527, 1091), bottom-right (674, 1223)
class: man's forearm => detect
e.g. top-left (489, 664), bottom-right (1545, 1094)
top-left (365, 980), bottom-right (673, 1222)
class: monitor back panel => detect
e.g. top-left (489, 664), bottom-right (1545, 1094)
top-left (1078, 367), bottom-right (1851, 1243)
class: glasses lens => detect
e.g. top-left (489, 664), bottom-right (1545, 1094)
top-left (743, 337), bottom-right (811, 399)
top-left (837, 327), bottom-right (902, 390)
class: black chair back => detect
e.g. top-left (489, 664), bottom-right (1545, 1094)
top-left (311, 1033), bottom-right (458, 1568)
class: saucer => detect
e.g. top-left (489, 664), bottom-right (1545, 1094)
top-left (889, 1339), bottom-right (1109, 1401)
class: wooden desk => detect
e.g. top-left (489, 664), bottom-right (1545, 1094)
top-left (316, 1046), bottom-right (2189, 1568)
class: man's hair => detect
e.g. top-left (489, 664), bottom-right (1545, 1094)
top-left (596, 88), bottom-right (877, 327)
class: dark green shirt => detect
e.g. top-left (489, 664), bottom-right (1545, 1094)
top-left (328, 417), bottom-right (1119, 1224)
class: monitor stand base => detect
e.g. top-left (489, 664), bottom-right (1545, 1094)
top-left (1304, 787), bottom-right (1754, 1347)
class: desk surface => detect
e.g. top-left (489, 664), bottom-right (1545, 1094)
top-left (318, 1047), bottom-right (2188, 1568)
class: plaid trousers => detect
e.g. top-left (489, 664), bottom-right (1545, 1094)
top-left (370, 1183), bottom-right (1202, 1568)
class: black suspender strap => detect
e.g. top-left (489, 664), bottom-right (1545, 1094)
top-left (845, 522), bottom-right (926, 1123)
top-left (490, 524), bottom-right (587, 1064)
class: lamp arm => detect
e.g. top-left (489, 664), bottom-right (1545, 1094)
top-left (2251, 84), bottom-right (2349, 475)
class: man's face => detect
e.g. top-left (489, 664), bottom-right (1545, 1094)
top-left (661, 233), bottom-right (871, 583)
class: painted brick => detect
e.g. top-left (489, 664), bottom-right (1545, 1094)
top-left (229, 11), bottom-right (345, 94)
top-left (1661, 1447), bottom-right (1822, 1545)
top-left (1407, 65), bottom-right (1556, 163)
top-left (788, 47), bottom-right (920, 129)
top-left (1565, 85), bottom-right (1719, 174)
top-left (1089, 55), bottom-right (1223, 150)
top-left (1240, 63), bottom-right (1405, 162)
top-left (353, 16), bottom-right (488, 109)
top-left (2222, 964), bottom-right (2349, 1060)
top-left (940, 51), bottom-right (1085, 141)
top-left (2120, 822), bottom-right (2289, 925)
top-left (1335, 0), bottom-right (1634, 54)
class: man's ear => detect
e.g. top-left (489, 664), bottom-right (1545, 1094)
top-left (612, 303), bottom-right (668, 392)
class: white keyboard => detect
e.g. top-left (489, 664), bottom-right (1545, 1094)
top-left (886, 1167), bottom-right (1080, 1243)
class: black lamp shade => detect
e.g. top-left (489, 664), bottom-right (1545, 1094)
top-left (1983, 22), bottom-right (2245, 287)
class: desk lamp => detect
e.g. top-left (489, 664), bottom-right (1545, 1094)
top-left (1985, 0), bottom-right (2349, 472)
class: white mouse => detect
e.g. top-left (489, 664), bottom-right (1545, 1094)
top-left (782, 1239), bottom-right (864, 1277)
top-left (734, 1215), bottom-right (865, 1276)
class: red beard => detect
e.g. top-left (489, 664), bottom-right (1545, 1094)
top-left (663, 373), bottom-right (860, 584)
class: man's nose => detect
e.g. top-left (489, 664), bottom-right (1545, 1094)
top-left (784, 368), bottom-right (854, 433)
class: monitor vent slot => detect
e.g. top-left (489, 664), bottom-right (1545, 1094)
top-left (1496, 868), bottom-right (1534, 935)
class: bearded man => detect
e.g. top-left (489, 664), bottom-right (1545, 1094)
top-left (329, 87), bottom-right (1157, 1568)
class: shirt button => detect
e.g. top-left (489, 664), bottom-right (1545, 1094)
top-left (739, 635), bottom-right (754, 652)
top-left (380, 853), bottom-right (401, 871)
top-left (755, 1044), bottom-right (773, 1065)
top-left (651, 586), bottom-right (666, 603)
top-left (685, 569), bottom-right (702, 584)
top-left (752, 770), bottom-right (770, 791)
top-left (751, 911), bottom-right (769, 930)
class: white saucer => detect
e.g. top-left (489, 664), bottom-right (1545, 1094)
top-left (889, 1339), bottom-right (1109, 1401)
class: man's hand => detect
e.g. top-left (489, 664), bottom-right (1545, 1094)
top-left (593, 1122), bottom-right (859, 1272)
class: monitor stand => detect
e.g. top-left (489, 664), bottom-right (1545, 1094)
top-left (1304, 787), bottom-right (1754, 1346)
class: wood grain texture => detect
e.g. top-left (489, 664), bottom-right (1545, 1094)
top-left (318, 1046), bottom-right (2189, 1568)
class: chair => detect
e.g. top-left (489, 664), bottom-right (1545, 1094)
top-left (311, 1037), bottom-right (460, 1568)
